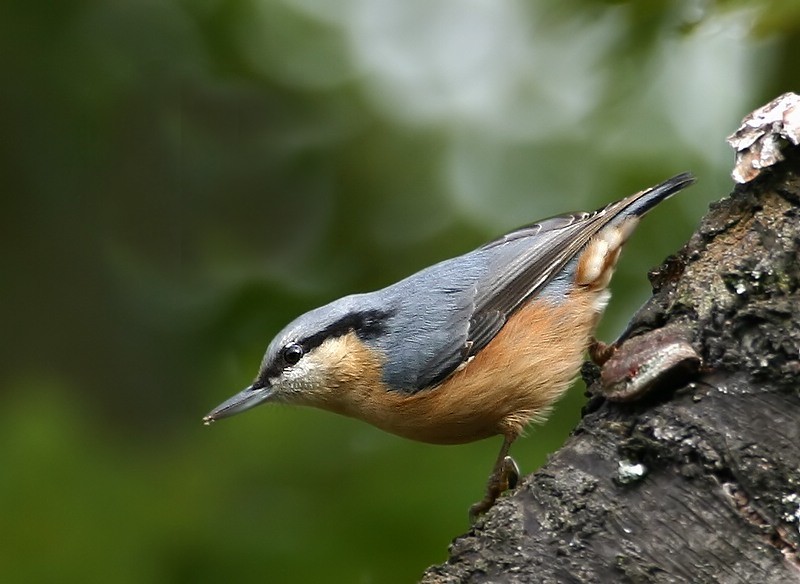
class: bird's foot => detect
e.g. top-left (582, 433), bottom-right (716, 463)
top-left (468, 455), bottom-right (520, 523)
top-left (588, 336), bottom-right (616, 366)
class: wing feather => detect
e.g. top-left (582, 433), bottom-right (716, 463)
top-left (464, 173), bottom-right (695, 358)
top-left (377, 173), bottom-right (695, 392)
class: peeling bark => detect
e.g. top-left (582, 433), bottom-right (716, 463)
top-left (422, 105), bottom-right (800, 584)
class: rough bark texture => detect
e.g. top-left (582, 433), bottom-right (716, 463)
top-left (421, 146), bottom-right (800, 581)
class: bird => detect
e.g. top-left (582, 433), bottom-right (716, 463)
top-left (204, 172), bottom-right (695, 520)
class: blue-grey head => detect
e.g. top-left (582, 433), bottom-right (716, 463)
top-left (203, 294), bottom-right (393, 424)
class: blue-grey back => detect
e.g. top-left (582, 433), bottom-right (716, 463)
top-left (260, 173), bottom-right (695, 394)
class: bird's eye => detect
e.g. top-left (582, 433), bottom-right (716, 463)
top-left (281, 343), bottom-right (304, 366)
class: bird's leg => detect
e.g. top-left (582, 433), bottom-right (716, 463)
top-left (469, 435), bottom-right (519, 522)
top-left (588, 335), bottom-right (616, 366)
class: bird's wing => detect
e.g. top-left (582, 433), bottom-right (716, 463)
top-left (465, 212), bottom-right (595, 355)
top-left (466, 172), bottom-right (695, 357)
top-left (377, 173), bottom-right (695, 392)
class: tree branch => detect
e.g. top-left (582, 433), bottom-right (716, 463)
top-left (422, 94), bottom-right (800, 584)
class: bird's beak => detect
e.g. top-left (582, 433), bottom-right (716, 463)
top-left (203, 382), bottom-right (274, 425)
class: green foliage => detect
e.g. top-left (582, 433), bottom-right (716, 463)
top-left (1, 0), bottom-right (798, 581)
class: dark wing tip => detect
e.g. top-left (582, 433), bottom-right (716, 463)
top-left (623, 171), bottom-right (697, 218)
top-left (664, 171), bottom-right (696, 190)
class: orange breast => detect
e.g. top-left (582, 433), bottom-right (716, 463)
top-left (316, 289), bottom-right (604, 445)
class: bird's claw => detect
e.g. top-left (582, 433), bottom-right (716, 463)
top-left (501, 455), bottom-right (520, 490)
top-left (588, 336), bottom-right (616, 366)
top-left (468, 455), bottom-right (521, 523)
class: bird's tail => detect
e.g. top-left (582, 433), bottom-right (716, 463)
top-left (614, 172), bottom-right (696, 220)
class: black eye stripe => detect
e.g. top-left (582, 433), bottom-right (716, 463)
top-left (301, 309), bottom-right (392, 351)
top-left (257, 309), bottom-right (393, 384)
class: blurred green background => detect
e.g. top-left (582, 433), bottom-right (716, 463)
top-left (1, 0), bottom-right (797, 582)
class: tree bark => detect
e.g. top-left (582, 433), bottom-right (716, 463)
top-left (422, 97), bottom-right (800, 584)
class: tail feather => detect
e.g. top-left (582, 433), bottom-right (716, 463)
top-left (617, 172), bottom-right (696, 220)
top-left (575, 171), bottom-right (696, 293)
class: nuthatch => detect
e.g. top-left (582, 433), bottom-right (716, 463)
top-left (205, 173), bottom-right (695, 519)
